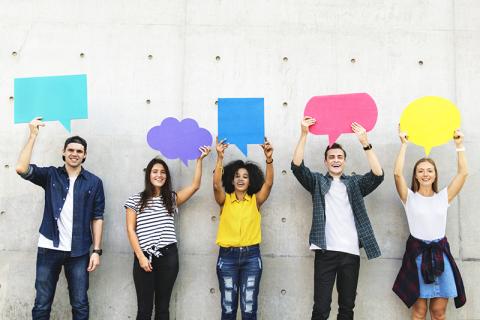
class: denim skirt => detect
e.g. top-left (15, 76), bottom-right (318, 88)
top-left (416, 252), bottom-right (457, 298)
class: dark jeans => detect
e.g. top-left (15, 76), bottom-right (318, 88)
top-left (216, 245), bottom-right (262, 320)
top-left (133, 243), bottom-right (179, 320)
top-left (312, 250), bottom-right (360, 320)
top-left (32, 247), bottom-right (90, 320)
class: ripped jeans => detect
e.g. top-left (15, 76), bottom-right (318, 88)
top-left (216, 245), bottom-right (262, 320)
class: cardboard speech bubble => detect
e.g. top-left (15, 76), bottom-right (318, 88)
top-left (304, 93), bottom-right (378, 145)
top-left (14, 74), bottom-right (88, 131)
top-left (147, 117), bottom-right (213, 166)
top-left (400, 96), bottom-right (461, 155)
top-left (218, 98), bottom-right (265, 156)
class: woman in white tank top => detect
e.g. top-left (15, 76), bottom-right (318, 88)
top-left (392, 127), bottom-right (468, 320)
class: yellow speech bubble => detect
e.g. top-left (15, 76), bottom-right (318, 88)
top-left (400, 96), bottom-right (461, 155)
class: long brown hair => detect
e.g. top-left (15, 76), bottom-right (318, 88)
top-left (139, 158), bottom-right (175, 214)
top-left (411, 158), bottom-right (438, 193)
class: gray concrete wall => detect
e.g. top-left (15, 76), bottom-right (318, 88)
top-left (1, 1), bottom-right (479, 319)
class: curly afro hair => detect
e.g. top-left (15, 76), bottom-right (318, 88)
top-left (222, 160), bottom-right (265, 195)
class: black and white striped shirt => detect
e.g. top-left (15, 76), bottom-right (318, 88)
top-left (124, 192), bottom-right (177, 252)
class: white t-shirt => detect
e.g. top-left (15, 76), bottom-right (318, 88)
top-left (404, 188), bottom-right (449, 241)
top-left (310, 179), bottom-right (359, 256)
top-left (38, 176), bottom-right (76, 251)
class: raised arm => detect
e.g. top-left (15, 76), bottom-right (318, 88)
top-left (176, 146), bottom-right (211, 206)
top-left (16, 117), bottom-right (45, 174)
top-left (393, 127), bottom-right (409, 203)
top-left (292, 116), bottom-right (316, 166)
top-left (213, 137), bottom-right (228, 206)
top-left (447, 129), bottom-right (468, 203)
top-left (351, 122), bottom-right (383, 176)
top-left (256, 138), bottom-right (274, 208)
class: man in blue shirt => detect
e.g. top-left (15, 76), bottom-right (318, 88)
top-left (291, 116), bottom-right (384, 320)
top-left (16, 117), bottom-right (105, 320)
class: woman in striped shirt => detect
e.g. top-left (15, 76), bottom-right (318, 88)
top-left (125, 147), bottom-right (210, 320)
top-left (213, 137), bottom-right (274, 320)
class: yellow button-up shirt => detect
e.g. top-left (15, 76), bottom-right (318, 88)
top-left (216, 193), bottom-right (261, 247)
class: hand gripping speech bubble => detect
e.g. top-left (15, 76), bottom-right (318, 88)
top-left (147, 117), bottom-right (213, 166)
top-left (304, 93), bottom-right (378, 146)
top-left (400, 96), bottom-right (461, 156)
top-left (14, 74), bottom-right (88, 132)
top-left (218, 98), bottom-right (265, 156)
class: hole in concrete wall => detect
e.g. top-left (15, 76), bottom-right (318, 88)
top-left (282, 102), bottom-right (288, 108)
top-left (281, 217), bottom-right (286, 223)
top-left (0, 211), bottom-right (5, 215)
top-left (143, 168), bottom-right (146, 172)
top-left (351, 171), bottom-right (356, 175)
top-left (215, 56), bottom-right (221, 62)
top-left (9, 96), bottom-right (14, 102)
top-left (215, 100), bottom-right (218, 106)
top-left (79, 53), bottom-right (85, 58)
top-left (211, 216), bottom-right (217, 222)
top-left (146, 99), bottom-right (151, 104)
top-left (350, 58), bottom-right (356, 64)
top-left (4, 164), bottom-right (9, 168)
top-left (283, 57), bottom-right (288, 62)
top-left (418, 60), bottom-right (424, 66)
top-left (148, 54), bottom-right (153, 60)
top-left (11, 51), bottom-right (17, 56)
top-left (281, 170), bottom-right (287, 175)
top-left (210, 288), bottom-right (215, 294)
top-left (281, 289), bottom-right (286, 295)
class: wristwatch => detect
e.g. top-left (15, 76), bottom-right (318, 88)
top-left (363, 144), bottom-right (372, 151)
top-left (92, 249), bottom-right (103, 256)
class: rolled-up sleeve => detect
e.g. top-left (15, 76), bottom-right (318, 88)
top-left (18, 164), bottom-right (50, 188)
top-left (357, 170), bottom-right (384, 197)
top-left (291, 161), bottom-right (315, 193)
top-left (93, 179), bottom-right (105, 220)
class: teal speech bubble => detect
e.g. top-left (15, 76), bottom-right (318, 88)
top-left (14, 74), bottom-right (88, 131)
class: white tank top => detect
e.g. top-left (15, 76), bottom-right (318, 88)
top-left (404, 188), bottom-right (449, 241)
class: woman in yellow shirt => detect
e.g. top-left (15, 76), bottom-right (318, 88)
top-left (213, 137), bottom-right (274, 320)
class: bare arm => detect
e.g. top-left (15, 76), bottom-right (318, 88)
top-left (176, 146), bottom-right (211, 206)
top-left (87, 218), bottom-right (103, 272)
top-left (213, 137), bottom-right (227, 206)
top-left (293, 116), bottom-right (316, 166)
top-left (447, 130), bottom-right (468, 203)
top-left (351, 122), bottom-right (383, 176)
top-left (16, 117), bottom-right (45, 174)
top-left (126, 208), bottom-right (152, 272)
top-left (256, 138), bottom-right (274, 207)
top-left (394, 128), bottom-right (409, 203)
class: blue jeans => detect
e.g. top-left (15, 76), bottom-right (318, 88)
top-left (32, 247), bottom-right (90, 320)
top-left (216, 245), bottom-right (262, 320)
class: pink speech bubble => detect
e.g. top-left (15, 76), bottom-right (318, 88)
top-left (304, 93), bottom-right (378, 146)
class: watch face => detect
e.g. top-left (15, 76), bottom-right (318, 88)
top-left (93, 249), bottom-right (103, 256)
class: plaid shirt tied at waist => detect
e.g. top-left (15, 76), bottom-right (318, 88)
top-left (392, 235), bottom-right (466, 308)
top-left (291, 160), bottom-right (384, 260)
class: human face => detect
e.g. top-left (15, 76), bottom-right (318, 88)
top-left (233, 168), bottom-right (250, 193)
top-left (324, 148), bottom-right (346, 177)
top-left (415, 161), bottom-right (436, 189)
top-left (62, 143), bottom-right (86, 168)
top-left (150, 163), bottom-right (167, 192)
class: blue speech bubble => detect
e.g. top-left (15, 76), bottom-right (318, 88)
top-left (218, 98), bottom-right (265, 156)
top-left (14, 74), bottom-right (88, 131)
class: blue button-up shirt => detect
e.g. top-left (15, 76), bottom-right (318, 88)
top-left (291, 161), bottom-right (383, 260)
top-left (20, 164), bottom-right (105, 257)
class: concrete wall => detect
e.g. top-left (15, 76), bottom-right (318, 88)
top-left (1, 1), bottom-right (479, 319)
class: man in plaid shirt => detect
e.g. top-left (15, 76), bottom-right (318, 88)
top-left (291, 116), bottom-right (384, 320)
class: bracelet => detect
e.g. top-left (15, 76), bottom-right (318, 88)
top-left (363, 144), bottom-right (372, 151)
top-left (266, 158), bottom-right (273, 164)
top-left (456, 147), bottom-right (465, 152)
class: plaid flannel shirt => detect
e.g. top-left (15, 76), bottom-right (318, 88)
top-left (291, 160), bottom-right (384, 260)
top-left (392, 235), bottom-right (466, 308)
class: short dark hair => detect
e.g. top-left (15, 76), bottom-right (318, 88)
top-left (62, 136), bottom-right (87, 163)
top-left (222, 160), bottom-right (265, 195)
top-left (324, 143), bottom-right (347, 160)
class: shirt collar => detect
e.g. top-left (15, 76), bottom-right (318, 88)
top-left (326, 172), bottom-right (346, 180)
top-left (60, 165), bottom-right (85, 179)
top-left (230, 192), bottom-right (251, 203)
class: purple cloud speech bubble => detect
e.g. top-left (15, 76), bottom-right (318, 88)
top-left (147, 117), bottom-right (213, 166)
